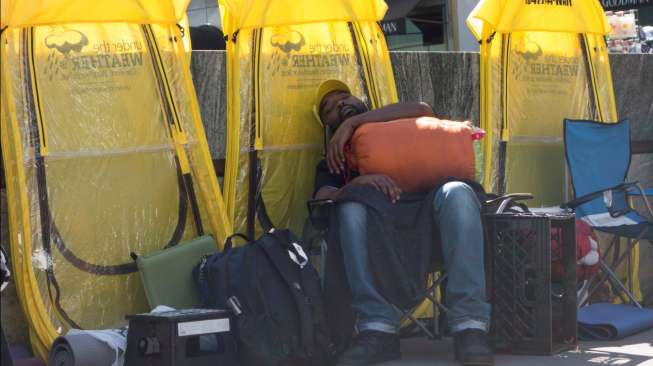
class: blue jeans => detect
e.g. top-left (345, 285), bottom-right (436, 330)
top-left (337, 181), bottom-right (490, 334)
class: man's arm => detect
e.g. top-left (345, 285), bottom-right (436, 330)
top-left (328, 102), bottom-right (434, 174)
top-left (345, 102), bottom-right (435, 129)
top-left (314, 175), bottom-right (402, 203)
top-left (314, 186), bottom-right (338, 201)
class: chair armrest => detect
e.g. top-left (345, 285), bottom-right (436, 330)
top-left (307, 199), bottom-right (335, 231)
top-left (485, 193), bottom-right (533, 206)
top-left (484, 193), bottom-right (533, 214)
top-left (308, 199), bottom-right (335, 212)
top-left (561, 191), bottom-right (603, 210)
top-left (561, 182), bottom-right (638, 210)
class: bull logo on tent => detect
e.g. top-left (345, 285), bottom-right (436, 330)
top-left (510, 38), bottom-right (543, 81)
top-left (45, 29), bottom-right (89, 55)
top-left (271, 30), bottom-right (305, 53)
top-left (514, 41), bottom-right (543, 61)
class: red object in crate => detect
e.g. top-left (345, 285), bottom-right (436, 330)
top-left (552, 220), bottom-right (600, 281)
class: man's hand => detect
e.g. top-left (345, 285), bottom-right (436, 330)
top-left (350, 174), bottom-right (402, 203)
top-left (327, 120), bottom-right (354, 174)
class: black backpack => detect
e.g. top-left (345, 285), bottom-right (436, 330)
top-left (193, 229), bottom-right (334, 366)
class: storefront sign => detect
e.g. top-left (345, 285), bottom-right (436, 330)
top-left (380, 19), bottom-right (407, 36)
top-left (601, 0), bottom-right (653, 11)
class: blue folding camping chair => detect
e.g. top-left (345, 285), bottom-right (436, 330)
top-left (563, 119), bottom-right (653, 308)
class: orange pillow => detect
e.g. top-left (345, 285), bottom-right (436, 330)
top-left (349, 117), bottom-right (475, 193)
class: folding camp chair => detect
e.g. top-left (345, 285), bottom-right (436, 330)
top-left (562, 119), bottom-right (653, 308)
top-left (304, 199), bottom-right (448, 339)
top-left (303, 193), bottom-right (531, 339)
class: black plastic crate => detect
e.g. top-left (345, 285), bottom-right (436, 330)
top-left (485, 212), bottom-right (577, 355)
top-left (125, 308), bottom-right (238, 366)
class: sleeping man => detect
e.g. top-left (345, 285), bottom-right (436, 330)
top-left (313, 80), bottom-right (493, 366)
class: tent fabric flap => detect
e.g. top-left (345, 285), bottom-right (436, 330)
top-left (219, 0), bottom-right (388, 33)
top-left (1, 0), bottom-right (190, 27)
top-left (467, 0), bottom-right (611, 41)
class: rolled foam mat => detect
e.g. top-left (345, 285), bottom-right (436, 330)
top-left (578, 303), bottom-right (653, 340)
top-left (48, 334), bottom-right (118, 366)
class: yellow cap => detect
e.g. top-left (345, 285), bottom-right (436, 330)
top-left (313, 79), bottom-right (351, 127)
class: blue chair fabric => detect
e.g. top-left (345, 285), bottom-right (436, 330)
top-left (564, 119), bottom-right (653, 308)
top-left (563, 119), bottom-right (653, 240)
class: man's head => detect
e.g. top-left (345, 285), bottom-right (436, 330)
top-left (314, 80), bottom-right (368, 130)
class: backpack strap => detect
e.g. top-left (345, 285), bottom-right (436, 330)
top-left (224, 233), bottom-right (249, 250)
top-left (220, 234), bottom-right (247, 309)
top-left (247, 156), bottom-right (275, 239)
top-left (258, 230), bottom-right (316, 355)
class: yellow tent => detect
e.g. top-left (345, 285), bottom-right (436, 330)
top-left (1, 0), bottom-right (188, 27)
top-left (467, 0), bottom-right (617, 206)
top-left (219, 0), bottom-right (398, 237)
top-left (1, 0), bottom-right (230, 358)
top-left (467, 0), bottom-right (611, 39)
top-left (220, 0), bottom-right (447, 329)
top-left (467, 0), bottom-right (640, 300)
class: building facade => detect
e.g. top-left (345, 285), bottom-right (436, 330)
top-left (187, 0), bottom-right (221, 28)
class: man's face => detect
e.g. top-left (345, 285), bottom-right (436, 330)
top-left (319, 91), bottom-right (368, 130)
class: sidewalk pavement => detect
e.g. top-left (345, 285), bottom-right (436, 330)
top-left (382, 328), bottom-right (653, 366)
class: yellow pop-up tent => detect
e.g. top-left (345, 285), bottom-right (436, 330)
top-left (467, 0), bottom-right (641, 301)
top-left (1, 0), bottom-right (230, 358)
top-left (219, 0), bottom-right (398, 237)
top-left (219, 0), bottom-right (446, 329)
top-left (467, 0), bottom-right (617, 207)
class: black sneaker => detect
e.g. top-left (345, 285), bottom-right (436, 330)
top-left (336, 330), bottom-right (401, 366)
top-left (453, 329), bottom-right (494, 366)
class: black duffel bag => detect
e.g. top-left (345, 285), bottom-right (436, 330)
top-left (193, 228), bottom-right (334, 366)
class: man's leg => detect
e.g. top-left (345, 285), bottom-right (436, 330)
top-left (336, 202), bottom-right (400, 365)
top-left (337, 202), bottom-right (400, 333)
top-left (433, 181), bottom-right (493, 365)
